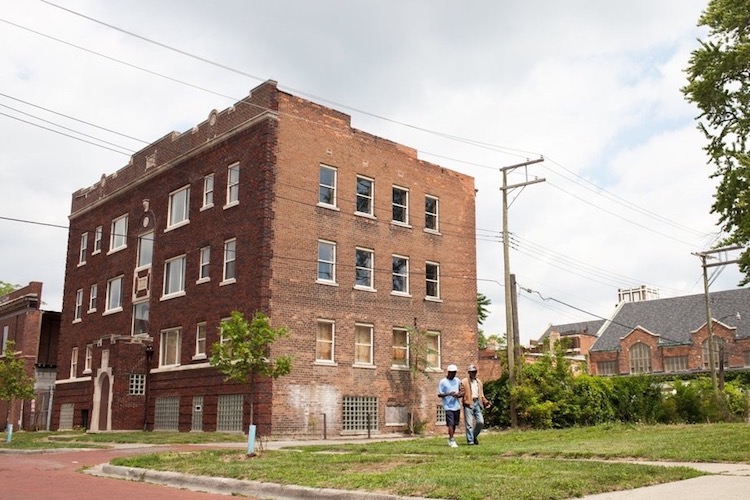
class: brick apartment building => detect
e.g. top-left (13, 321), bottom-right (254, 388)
top-left (589, 288), bottom-right (750, 376)
top-left (1, 282), bottom-right (60, 431)
top-left (52, 80), bottom-right (478, 436)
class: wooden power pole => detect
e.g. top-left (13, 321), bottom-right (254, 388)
top-left (500, 158), bottom-right (544, 428)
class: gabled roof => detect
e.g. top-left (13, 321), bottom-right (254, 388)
top-left (539, 320), bottom-right (605, 342)
top-left (590, 287), bottom-right (750, 352)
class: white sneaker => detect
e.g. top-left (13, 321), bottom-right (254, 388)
top-left (449, 440), bottom-right (458, 448)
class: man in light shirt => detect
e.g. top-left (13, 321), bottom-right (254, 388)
top-left (438, 364), bottom-right (464, 447)
top-left (461, 364), bottom-right (490, 445)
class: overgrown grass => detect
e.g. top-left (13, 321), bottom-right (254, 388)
top-left (0, 430), bottom-right (246, 449)
top-left (110, 422), bottom-right (750, 500)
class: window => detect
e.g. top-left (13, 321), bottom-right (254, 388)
top-left (223, 239), bottom-right (236, 282)
top-left (317, 240), bottom-right (336, 283)
top-left (316, 320), bottom-right (335, 363)
top-left (425, 262), bottom-right (440, 299)
top-left (154, 396), bottom-right (179, 430)
top-left (93, 226), bottom-right (102, 254)
top-left (129, 374), bottom-right (146, 396)
top-left (342, 396), bottom-right (378, 431)
top-left (702, 338), bottom-right (727, 369)
top-left (392, 186), bottom-right (409, 224)
top-left (425, 331), bottom-right (440, 369)
top-left (355, 248), bottom-right (374, 289)
top-left (392, 255), bottom-right (409, 294)
top-left (160, 328), bottom-right (181, 367)
top-left (79, 232), bottom-right (88, 265)
top-left (226, 163), bottom-right (240, 206)
top-left (744, 351), bottom-right (750, 367)
top-left (198, 246), bottom-right (210, 282)
top-left (217, 394), bottom-right (243, 432)
top-left (137, 231), bottom-right (154, 268)
top-left (167, 185), bottom-right (190, 228)
top-left (355, 176), bottom-right (374, 216)
top-left (195, 322), bottom-right (207, 357)
top-left (132, 301), bottom-right (149, 336)
top-left (425, 195), bottom-right (439, 232)
top-left (163, 255), bottom-right (186, 297)
top-left (84, 345), bottom-right (92, 373)
top-left (106, 276), bottom-right (124, 312)
top-left (392, 328), bottom-right (408, 368)
top-left (629, 342), bottom-right (652, 374)
top-left (319, 165), bottom-right (337, 206)
top-left (202, 174), bottom-right (214, 209)
top-left (354, 323), bottom-right (374, 365)
top-left (597, 360), bottom-right (618, 376)
top-left (2, 325), bottom-right (8, 354)
top-left (70, 347), bottom-right (78, 378)
top-left (109, 214), bottom-right (128, 252)
top-left (664, 356), bottom-right (689, 372)
top-left (74, 289), bottom-right (83, 321)
top-left (88, 284), bottom-right (97, 312)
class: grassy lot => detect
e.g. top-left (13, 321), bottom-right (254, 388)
top-left (6, 423), bottom-right (750, 499)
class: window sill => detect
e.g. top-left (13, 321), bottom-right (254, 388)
top-left (353, 285), bottom-right (376, 293)
top-left (200, 203), bottom-right (214, 212)
top-left (73, 318), bottom-right (82, 324)
top-left (390, 291), bottom-right (411, 298)
top-left (107, 246), bottom-right (127, 256)
top-left (164, 220), bottom-right (190, 233)
top-left (223, 201), bottom-right (239, 210)
top-left (316, 203), bottom-right (340, 211)
top-left (82, 369), bottom-right (92, 375)
top-left (353, 363), bottom-right (376, 369)
top-left (196, 277), bottom-right (210, 285)
top-left (391, 365), bottom-right (409, 371)
top-left (77, 261), bottom-right (86, 267)
top-left (160, 291), bottom-right (186, 301)
top-left (423, 228), bottom-right (441, 236)
top-left (92, 250), bottom-right (101, 256)
top-left (355, 212), bottom-right (376, 220)
top-left (103, 307), bottom-right (123, 316)
top-left (314, 360), bottom-right (338, 367)
top-left (391, 221), bottom-right (412, 229)
top-left (316, 279), bottom-right (339, 287)
top-left (220, 278), bottom-right (236, 286)
top-left (192, 354), bottom-right (207, 361)
top-left (425, 296), bottom-right (443, 303)
top-left (87, 308), bottom-right (96, 314)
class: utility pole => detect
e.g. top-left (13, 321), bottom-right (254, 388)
top-left (501, 158), bottom-right (544, 428)
top-left (693, 245), bottom-right (743, 393)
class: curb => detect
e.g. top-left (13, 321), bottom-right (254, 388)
top-left (88, 463), bottom-right (433, 500)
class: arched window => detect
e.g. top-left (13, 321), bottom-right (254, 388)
top-left (702, 338), bottom-right (727, 370)
top-left (629, 342), bottom-right (652, 374)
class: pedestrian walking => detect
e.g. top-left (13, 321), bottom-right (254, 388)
top-left (461, 364), bottom-right (490, 445)
top-left (438, 364), bottom-right (464, 447)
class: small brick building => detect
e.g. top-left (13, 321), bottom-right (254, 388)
top-left (589, 288), bottom-right (750, 376)
top-left (52, 81), bottom-right (478, 436)
top-left (0, 282), bottom-right (60, 430)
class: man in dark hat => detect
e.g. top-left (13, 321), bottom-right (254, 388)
top-left (461, 364), bottom-right (490, 445)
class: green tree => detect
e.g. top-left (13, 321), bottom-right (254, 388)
top-left (404, 326), bottom-right (436, 434)
top-left (0, 281), bottom-right (20, 297)
top-left (477, 293), bottom-right (491, 325)
top-left (210, 311), bottom-right (292, 430)
top-left (683, 0), bottom-right (750, 283)
top-left (0, 340), bottom-right (35, 435)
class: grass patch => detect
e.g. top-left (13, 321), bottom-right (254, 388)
top-left (0, 430), bottom-right (246, 449)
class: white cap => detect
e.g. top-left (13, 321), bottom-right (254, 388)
top-left (447, 364), bottom-right (458, 372)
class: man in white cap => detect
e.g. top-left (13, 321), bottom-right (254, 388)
top-left (461, 364), bottom-right (490, 445)
top-left (438, 364), bottom-right (464, 447)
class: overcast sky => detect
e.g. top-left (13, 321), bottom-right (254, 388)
top-left (1, 0), bottom-right (744, 345)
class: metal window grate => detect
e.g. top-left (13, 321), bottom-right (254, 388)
top-left (59, 403), bottom-right (74, 430)
top-left (154, 396), bottom-right (179, 431)
top-left (342, 396), bottom-right (378, 431)
top-left (192, 395), bottom-right (204, 432)
top-left (217, 394), bottom-right (243, 432)
top-left (129, 374), bottom-right (146, 395)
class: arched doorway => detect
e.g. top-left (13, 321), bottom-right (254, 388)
top-left (97, 373), bottom-right (110, 431)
